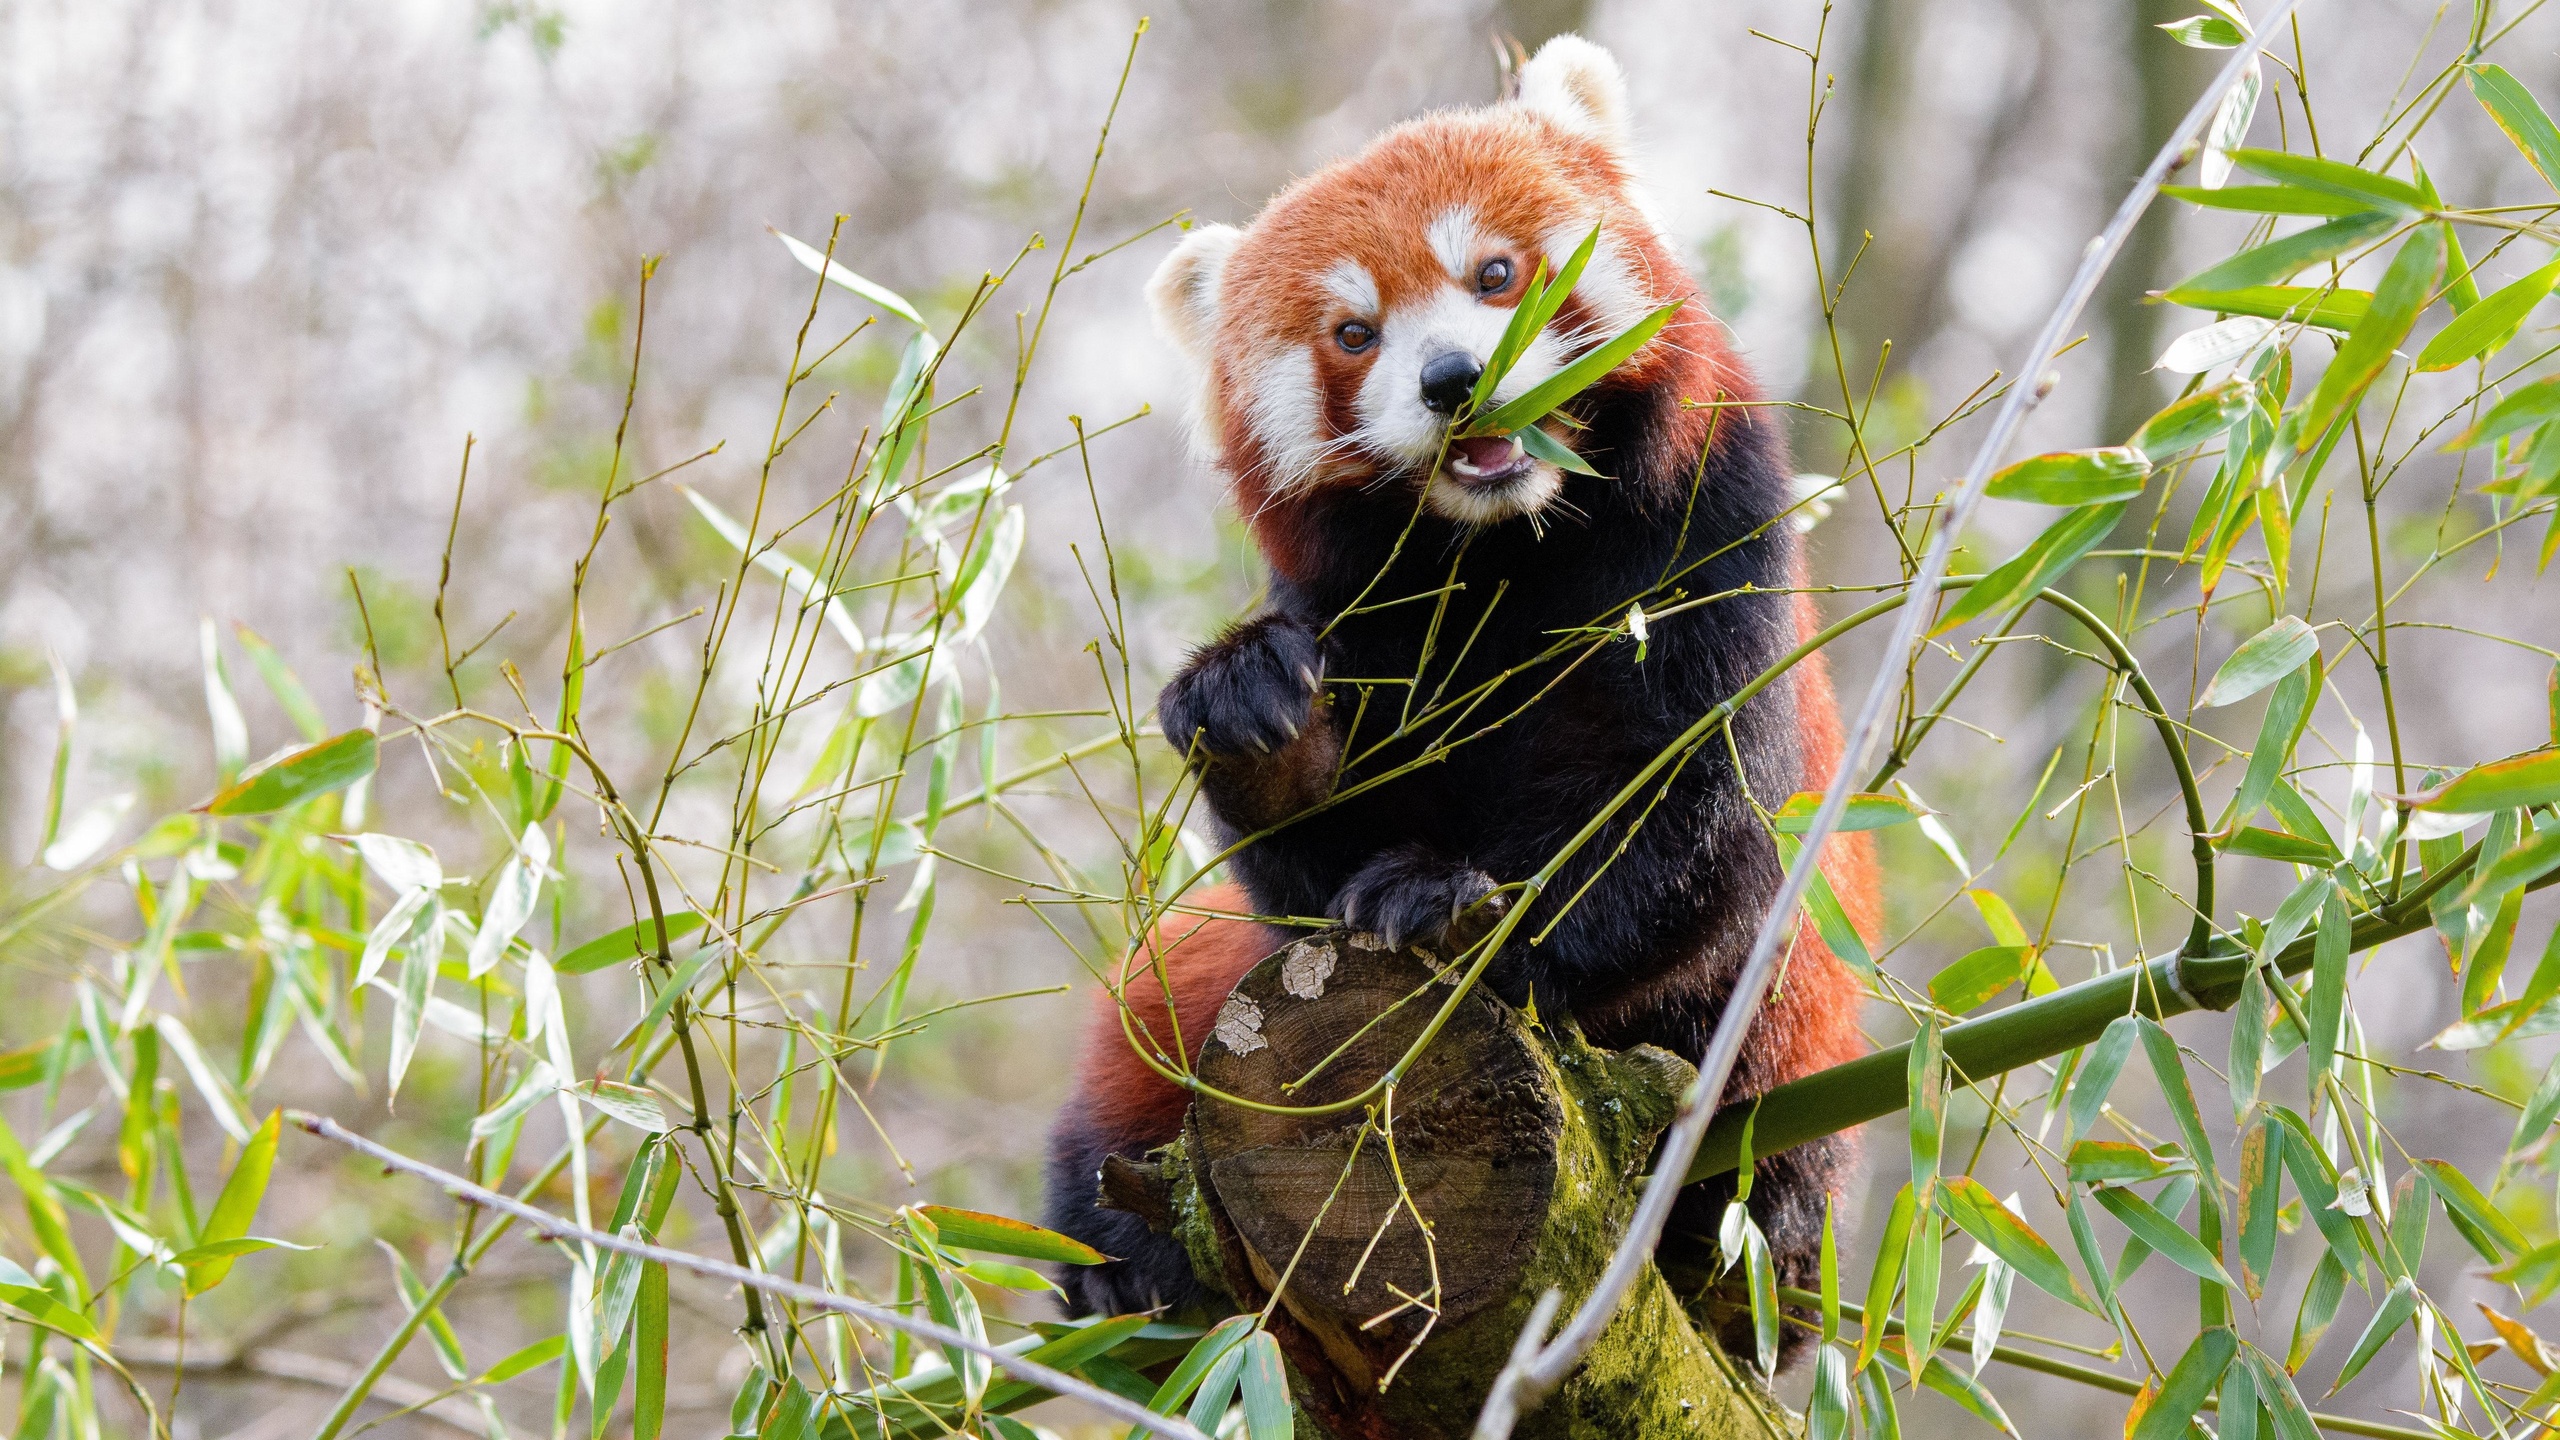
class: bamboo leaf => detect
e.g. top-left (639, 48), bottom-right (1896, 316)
top-left (2301, 227), bottom-right (2443, 449)
top-left (632, 1257), bottom-right (667, 1440)
top-left (2271, 1112), bottom-right (2368, 1285)
top-left (2141, 1018), bottom-right (2221, 1193)
top-left (1186, 1342), bottom-right (1248, 1431)
top-left (2160, 285), bottom-right (2370, 332)
top-left (1940, 1176), bottom-right (2101, 1315)
top-left (2415, 1158), bottom-right (2531, 1259)
top-left (772, 226), bottom-right (927, 328)
top-left (2157, 316), bottom-right (2277, 372)
top-left (199, 730), bottom-right (378, 816)
top-left (2230, 968), bottom-right (2269, 1121)
top-left (1929, 946), bottom-right (2036, 1014)
top-left (2229, 149), bottom-right (2427, 212)
top-left (2415, 749), bottom-right (2560, 811)
top-left (2289, 1251), bottom-right (2349, 1371)
top-left (2449, 377), bottom-right (2560, 452)
top-left (2131, 1327), bottom-right (2237, 1440)
top-left (2176, 212), bottom-right (2398, 294)
top-left (2091, 1185), bottom-right (2235, 1288)
top-left (915, 1205), bottom-right (1108, 1265)
top-left (2463, 819), bottom-right (2560, 906)
top-left (2066, 1016), bottom-right (2141, 1145)
top-left (2220, 826), bottom-right (2339, 865)
top-left (2162, 184), bottom-right (2376, 216)
top-left (1807, 1345), bottom-right (1852, 1440)
top-left (1148, 1316), bottom-right (1253, 1415)
top-left (1771, 791), bottom-right (1926, 833)
top-left (1932, 502), bottom-right (2127, 637)
top-left (2416, 257), bottom-right (2560, 371)
top-left (1240, 1331), bottom-right (1292, 1440)
top-left (1983, 448), bottom-right (2153, 507)
top-left (1858, 1185), bottom-right (1916, 1373)
top-left (2230, 656), bottom-right (2320, 826)
top-left (2327, 1277), bottom-right (2418, 1394)
top-left (2200, 617), bottom-right (2319, 707)
top-left (2158, 14), bottom-right (2245, 46)
top-left (1465, 301), bottom-right (1683, 437)
top-left (556, 912), bottom-right (707, 975)
top-left (2469, 64), bottom-right (2560, 195)
top-left (184, 1110), bottom-right (281, 1295)
top-left (1876, 1336), bottom-right (2016, 1436)
top-left (2308, 889), bottom-right (2349, 1088)
top-left (2067, 1141), bottom-right (2194, 1187)
top-left (1513, 421), bottom-right (1601, 475)
top-left (1909, 1017), bottom-right (1945, 1198)
top-left (2510, 1051), bottom-right (2560, 1158)
top-left (2239, 1113), bottom-right (2281, 1299)
top-left (2131, 379), bottom-right (2257, 459)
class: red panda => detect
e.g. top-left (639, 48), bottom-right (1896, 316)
top-left (1043, 35), bottom-right (1876, 1366)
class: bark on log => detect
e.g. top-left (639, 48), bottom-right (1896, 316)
top-left (1103, 929), bottom-right (1792, 1438)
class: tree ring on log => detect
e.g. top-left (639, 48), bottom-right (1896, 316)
top-left (1191, 931), bottom-right (1563, 1346)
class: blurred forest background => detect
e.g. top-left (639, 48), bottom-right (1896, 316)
top-left (5, 0), bottom-right (2559, 1436)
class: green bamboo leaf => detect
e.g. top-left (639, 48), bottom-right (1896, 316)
top-left (2158, 14), bottom-right (2245, 46)
top-left (2230, 656), bottom-right (2319, 826)
top-left (914, 1205), bottom-right (1109, 1265)
top-left (1512, 421), bottom-right (1601, 476)
top-left (199, 730), bottom-right (378, 817)
top-left (2308, 889), bottom-right (2350, 1086)
top-left (1876, 1336), bottom-right (2017, 1436)
top-left (904, 1217), bottom-right (989, 1406)
top-left (2090, 1185), bottom-right (2234, 1288)
top-left (2140, 1018), bottom-right (2221, 1193)
top-left (1745, 1215), bottom-right (1780, 1375)
top-left (2160, 284), bottom-right (2370, 332)
top-left (1466, 300), bottom-right (1682, 436)
top-left (1932, 502), bottom-right (2127, 638)
top-left (2448, 376), bottom-right (2560, 451)
top-left (757, 1377), bottom-right (815, 1440)
top-left (1858, 1185), bottom-right (1916, 1373)
top-left (1807, 1345), bottom-right (1852, 1440)
top-left (2327, 1277), bottom-right (2418, 1395)
top-left (379, 1241), bottom-right (467, 1378)
top-left (556, 912), bottom-right (707, 975)
top-left (2387, 1170), bottom-right (2432, 1278)
top-left (1819, 1200), bottom-right (1841, 1346)
top-left (1909, 1017), bottom-right (1945, 1198)
top-left (2416, 749), bottom-right (2560, 811)
top-left (2510, 1051), bottom-right (2560, 1158)
top-left (2300, 227), bottom-right (2443, 449)
top-left (1148, 1316), bottom-right (1253, 1415)
top-left (1855, 1360), bottom-right (1902, 1439)
top-left (2470, 65), bottom-right (2560, 195)
top-left (1186, 1341), bottom-right (1248, 1431)
top-left (2067, 1141), bottom-right (2194, 1187)
top-left (1905, 1201), bottom-right (1943, 1375)
top-left (2220, 1350), bottom-right (2262, 1440)
top-left (1470, 223), bottom-right (1602, 415)
top-left (2229, 150), bottom-right (2427, 213)
top-left (2415, 1158), bottom-right (2530, 1258)
top-left (2131, 380), bottom-right (2256, 460)
top-left (1772, 791), bottom-right (1926, 833)
top-left (1929, 946), bottom-right (2036, 1014)
top-left (2416, 257), bottom-right (2560, 371)
top-left (2230, 968), bottom-right (2269, 1121)
top-left (772, 226), bottom-right (927, 328)
top-left (0, 1283), bottom-right (100, 1343)
top-left (1941, 1176), bottom-right (2101, 1315)
top-left (1984, 448), bottom-right (2153, 506)
top-left (184, 1109), bottom-right (281, 1295)
top-left (2200, 617), bottom-right (2319, 708)
top-left (1238, 1331), bottom-right (1290, 1440)
top-left (2270, 1113), bottom-right (2368, 1285)
top-left (2176, 212), bottom-right (2398, 294)
top-left (2488, 1240), bottom-right (2560, 1305)
top-left (2221, 827), bottom-right (2339, 866)
top-left (2463, 820), bottom-right (2560, 907)
top-left (2130, 1327), bottom-right (2237, 1440)
top-left (2238, 1113), bottom-right (2281, 1299)
top-left (2162, 184), bottom-right (2382, 216)
top-left (481, 1334), bottom-right (567, 1385)
top-left (2066, 1016), bottom-right (2142, 1145)
top-left (2288, 1252), bottom-right (2349, 1371)
top-left (233, 624), bottom-right (327, 741)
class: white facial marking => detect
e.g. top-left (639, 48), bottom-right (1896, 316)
top-left (1242, 347), bottom-right (1329, 494)
top-left (1539, 220), bottom-right (1655, 342)
top-left (1322, 260), bottom-right (1379, 315)
top-left (1355, 287), bottom-right (1518, 464)
top-left (1426, 205), bottom-right (1499, 283)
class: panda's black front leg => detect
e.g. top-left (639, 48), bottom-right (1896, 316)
top-left (1160, 613), bottom-right (1342, 844)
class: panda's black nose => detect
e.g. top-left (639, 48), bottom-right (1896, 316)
top-left (1419, 351), bottom-right (1483, 415)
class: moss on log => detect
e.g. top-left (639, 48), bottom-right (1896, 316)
top-left (1104, 930), bottom-right (1794, 1439)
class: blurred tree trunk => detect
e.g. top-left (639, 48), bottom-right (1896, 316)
top-left (2097, 0), bottom-right (2215, 444)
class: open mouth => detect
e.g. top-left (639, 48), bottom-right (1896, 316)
top-left (1443, 434), bottom-right (1540, 489)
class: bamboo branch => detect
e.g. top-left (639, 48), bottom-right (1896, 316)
top-left (283, 1112), bottom-right (1209, 1440)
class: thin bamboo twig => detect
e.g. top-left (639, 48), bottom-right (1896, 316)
top-left (1470, 14), bottom-right (2308, 1433)
top-left (285, 1112), bottom-right (1211, 1440)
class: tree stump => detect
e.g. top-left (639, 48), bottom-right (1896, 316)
top-left (1103, 930), bottom-right (1790, 1438)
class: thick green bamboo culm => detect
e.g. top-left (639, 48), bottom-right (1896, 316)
top-left (1685, 838), bottom-right (2556, 1185)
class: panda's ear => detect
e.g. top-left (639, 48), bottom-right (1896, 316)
top-left (1147, 222), bottom-right (1242, 365)
top-left (1516, 35), bottom-right (1631, 155)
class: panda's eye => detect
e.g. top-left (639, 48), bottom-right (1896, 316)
top-left (1335, 320), bottom-right (1377, 353)
top-left (1476, 257), bottom-right (1514, 294)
